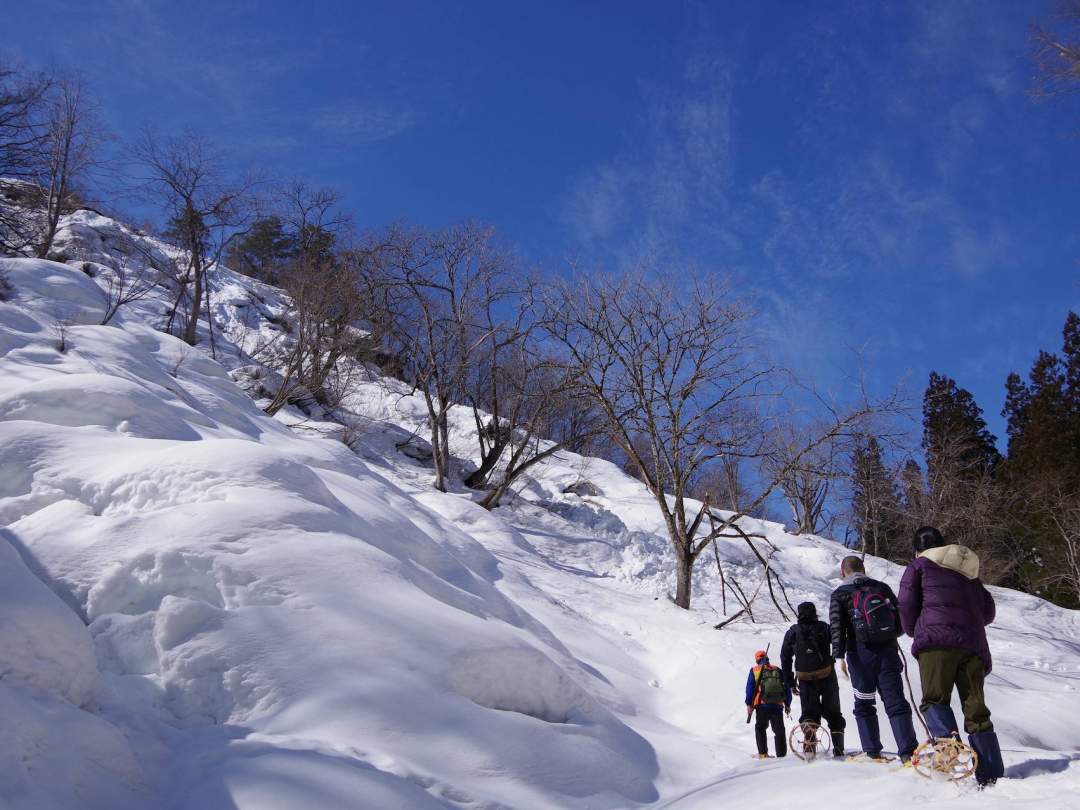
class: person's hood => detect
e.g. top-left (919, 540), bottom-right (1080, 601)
top-left (796, 602), bottom-right (817, 622)
top-left (841, 572), bottom-right (869, 586)
top-left (920, 544), bottom-right (980, 580)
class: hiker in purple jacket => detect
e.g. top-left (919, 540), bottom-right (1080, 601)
top-left (899, 526), bottom-right (1004, 787)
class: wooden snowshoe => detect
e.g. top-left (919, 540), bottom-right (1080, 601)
top-left (912, 736), bottom-right (978, 781)
top-left (789, 721), bottom-right (831, 762)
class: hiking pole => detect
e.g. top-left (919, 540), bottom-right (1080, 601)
top-left (897, 643), bottom-right (931, 739)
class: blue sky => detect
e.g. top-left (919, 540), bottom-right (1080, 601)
top-left (7, 0), bottom-right (1080, 447)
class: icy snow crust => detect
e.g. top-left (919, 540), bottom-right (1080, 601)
top-left (0, 210), bottom-right (1078, 809)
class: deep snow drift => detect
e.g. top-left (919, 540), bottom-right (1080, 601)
top-left (0, 211), bottom-right (1078, 810)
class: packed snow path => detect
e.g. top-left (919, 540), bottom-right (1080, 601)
top-left (0, 213), bottom-right (1078, 809)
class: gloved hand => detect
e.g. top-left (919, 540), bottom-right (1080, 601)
top-left (785, 707), bottom-right (791, 718)
top-left (840, 660), bottom-right (849, 680)
top-left (792, 684), bottom-right (800, 696)
top-left (746, 705), bottom-right (753, 718)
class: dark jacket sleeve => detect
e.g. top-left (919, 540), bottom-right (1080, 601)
top-left (882, 581), bottom-right (900, 612)
top-left (980, 582), bottom-right (995, 626)
top-left (784, 679), bottom-right (792, 711)
top-left (745, 668), bottom-right (758, 706)
top-left (780, 626), bottom-right (796, 686)
top-left (829, 588), bottom-right (847, 659)
top-left (898, 563), bottom-right (922, 637)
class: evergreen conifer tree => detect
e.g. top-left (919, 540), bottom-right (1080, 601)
top-left (224, 215), bottom-right (297, 284)
top-left (850, 436), bottom-right (904, 562)
top-left (923, 371), bottom-right (1000, 483)
top-left (920, 372), bottom-right (1010, 577)
top-left (1000, 313), bottom-right (1080, 605)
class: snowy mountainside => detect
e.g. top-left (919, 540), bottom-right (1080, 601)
top-left (0, 253), bottom-right (657, 809)
top-left (0, 210), bottom-right (1078, 810)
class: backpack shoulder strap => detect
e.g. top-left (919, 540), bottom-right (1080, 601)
top-left (817, 621), bottom-right (832, 656)
top-left (869, 578), bottom-right (891, 597)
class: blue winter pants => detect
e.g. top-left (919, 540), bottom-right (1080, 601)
top-left (847, 643), bottom-right (917, 758)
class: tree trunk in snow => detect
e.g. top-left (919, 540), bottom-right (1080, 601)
top-left (184, 254), bottom-right (203, 346)
top-left (438, 409), bottom-right (451, 487)
top-left (674, 551), bottom-right (692, 609)
top-left (430, 418), bottom-right (446, 493)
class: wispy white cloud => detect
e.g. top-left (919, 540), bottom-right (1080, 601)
top-left (312, 103), bottom-right (419, 143)
top-left (949, 222), bottom-right (1011, 279)
top-left (560, 1), bottom-right (1036, 400)
top-left (562, 39), bottom-right (737, 267)
top-left (745, 2), bottom-right (1028, 286)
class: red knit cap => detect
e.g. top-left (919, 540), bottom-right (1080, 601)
top-left (754, 650), bottom-right (768, 662)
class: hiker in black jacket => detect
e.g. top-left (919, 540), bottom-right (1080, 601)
top-left (780, 602), bottom-right (846, 757)
top-left (829, 555), bottom-right (917, 762)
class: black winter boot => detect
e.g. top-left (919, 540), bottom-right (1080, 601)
top-left (831, 730), bottom-right (844, 758)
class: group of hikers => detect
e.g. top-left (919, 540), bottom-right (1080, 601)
top-left (744, 525), bottom-right (1005, 788)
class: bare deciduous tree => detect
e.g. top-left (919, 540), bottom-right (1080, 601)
top-left (235, 183), bottom-right (369, 417)
top-left (462, 278), bottom-right (535, 490)
top-left (96, 236), bottom-right (164, 325)
top-left (263, 253), bottom-right (369, 415)
top-left (763, 423), bottom-right (844, 537)
top-left (1033, 1), bottom-right (1080, 96)
top-left (128, 128), bottom-right (258, 349)
top-left (457, 272), bottom-right (601, 508)
top-left (544, 273), bottom-right (775, 608)
top-left (35, 72), bottom-right (109, 259)
top-left (907, 429), bottom-right (1017, 583)
top-left (468, 353), bottom-right (602, 509)
top-left (377, 222), bottom-right (517, 492)
top-left (0, 60), bottom-right (48, 177)
top-left (277, 179), bottom-right (349, 258)
top-left (545, 272), bottom-right (888, 609)
top-left (1041, 486), bottom-right (1080, 605)
top-left (688, 457), bottom-right (756, 516)
top-left (0, 59), bottom-right (49, 255)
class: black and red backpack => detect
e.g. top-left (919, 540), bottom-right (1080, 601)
top-left (850, 582), bottom-right (899, 645)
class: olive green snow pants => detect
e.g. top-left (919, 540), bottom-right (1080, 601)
top-left (917, 647), bottom-right (994, 734)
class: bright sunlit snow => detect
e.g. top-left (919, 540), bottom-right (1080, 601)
top-left (0, 211), bottom-right (1078, 809)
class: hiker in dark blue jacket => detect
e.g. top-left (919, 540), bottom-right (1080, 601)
top-left (829, 555), bottom-right (917, 762)
top-left (744, 649), bottom-right (791, 758)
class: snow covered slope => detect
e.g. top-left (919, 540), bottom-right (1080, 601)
top-left (1, 211), bottom-right (1078, 810)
